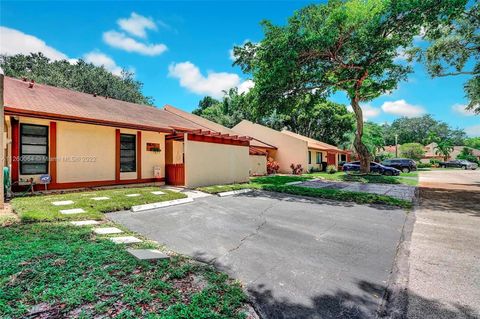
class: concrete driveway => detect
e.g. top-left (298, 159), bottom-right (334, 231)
top-left (108, 191), bottom-right (407, 319)
top-left (407, 169), bottom-right (480, 318)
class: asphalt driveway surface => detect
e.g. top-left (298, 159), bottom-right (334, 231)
top-left (107, 191), bottom-right (407, 319)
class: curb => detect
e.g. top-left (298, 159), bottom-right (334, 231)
top-left (217, 189), bottom-right (253, 197)
top-left (131, 197), bottom-right (194, 212)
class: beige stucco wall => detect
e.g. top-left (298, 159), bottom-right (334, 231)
top-left (249, 155), bottom-right (267, 176)
top-left (16, 117), bottom-right (165, 185)
top-left (233, 120), bottom-right (308, 174)
top-left (165, 140), bottom-right (184, 164)
top-left (184, 139), bottom-right (249, 188)
top-left (58, 121), bottom-right (116, 183)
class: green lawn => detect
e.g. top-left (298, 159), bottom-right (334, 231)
top-left (303, 171), bottom-right (419, 186)
top-left (198, 175), bottom-right (412, 209)
top-left (0, 222), bottom-right (247, 318)
top-left (11, 187), bottom-right (186, 222)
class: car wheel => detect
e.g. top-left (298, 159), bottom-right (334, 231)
top-left (402, 167), bottom-right (410, 173)
top-left (463, 166), bottom-right (467, 170)
top-left (384, 171), bottom-right (393, 176)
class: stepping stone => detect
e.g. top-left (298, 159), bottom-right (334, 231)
top-left (151, 191), bottom-right (165, 195)
top-left (93, 227), bottom-right (123, 235)
top-left (60, 208), bottom-right (85, 215)
top-left (126, 194), bottom-right (141, 197)
top-left (52, 200), bottom-right (74, 206)
top-left (127, 249), bottom-right (170, 260)
top-left (110, 236), bottom-right (142, 244)
top-left (70, 220), bottom-right (100, 226)
top-left (91, 196), bottom-right (110, 201)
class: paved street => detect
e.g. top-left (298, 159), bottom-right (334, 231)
top-left (407, 169), bottom-right (480, 319)
top-left (108, 192), bottom-right (407, 319)
top-left (298, 179), bottom-right (416, 201)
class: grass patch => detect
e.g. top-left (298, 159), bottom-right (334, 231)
top-left (11, 187), bottom-right (186, 222)
top-left (262, 184), bottom-right (412, 209)
top-left (0, 222), bottom-right (247, 318)
top-left (198, 175), bottom-right (412, 208)
top-left (303, 171), bottom-right (418, 186)
top-left (197, 175), bottom-right (310, 194)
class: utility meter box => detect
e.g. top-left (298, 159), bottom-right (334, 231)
top-left (153, 166), bottom-right (162, 179)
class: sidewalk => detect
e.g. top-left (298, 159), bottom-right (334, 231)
top-left (407, 172), bottom-right (480, 318)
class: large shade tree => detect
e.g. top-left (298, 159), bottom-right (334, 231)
top-left (0, 53), bottom-right (153, 105)
top-left (234, 0), bottom-right (466, 172)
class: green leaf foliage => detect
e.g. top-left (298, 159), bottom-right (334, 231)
top-left (0, 53), bottom-right (154, 105)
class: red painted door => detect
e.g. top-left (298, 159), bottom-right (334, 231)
top-left (166, 164), bottom-right (185, 186)
top-left (327, 153), bottom-right (336, 166)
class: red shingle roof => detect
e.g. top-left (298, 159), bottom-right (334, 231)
top-left (281, 130), bottom-right (346, 153)
top-left (163, 104), bottom-right (277, 150)
top-left (4, 77), bottom-right (204, 132)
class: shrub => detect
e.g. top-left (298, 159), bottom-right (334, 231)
top-left (267, 161), bottom-right (280, 174)
top-left (326, 165), bottom-right (337, 174)
top-left (429, 158), bottom-right (441, 166)
top-left (290, 163), bottom-right (303, 175)
top-left (417, 162), bottom-right (432, 168)
top-left (400, 143), bottom-right (425, 161)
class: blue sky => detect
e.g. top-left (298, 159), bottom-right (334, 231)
top-left (1, 1), bottom-right (478, 136)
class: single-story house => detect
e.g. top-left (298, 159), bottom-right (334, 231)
top-left (2, 77), bottom-right (251, 190)
top-left (422, 143), bottom-right (480, 162)
top-left (232, 120), bottom-right (349, 174)
top-left (162, 105), bottom-right (277, 176)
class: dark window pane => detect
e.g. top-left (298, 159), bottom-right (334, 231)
top-left (120, 134), bottom-right (136, 172)
top-left (21, 125), bottom-right (48, 136)
top-left (20, 124), bottom-right (49, 175)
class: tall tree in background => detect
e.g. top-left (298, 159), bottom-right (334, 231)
top-left (192, 88), bottom-right (254, 128)
top-left (234, 0), bottom-right (466, 173)
top-left (414, 1), bottom-right (479, 113)
top-left (0, 53), bottom-right (153, 105)
top-left (383, 115), bottom-right (466, 145)
top-left (266, 95), bottom-right (355, 146)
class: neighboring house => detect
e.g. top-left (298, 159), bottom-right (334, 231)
top-left (232, 120), bottom-right (349, 173)
top-left (3, 77), bottom-right (251, 190)
top-left (162, 105), bottom-right (277, 176)
top-left (423, 143), bottom-right (480, 162)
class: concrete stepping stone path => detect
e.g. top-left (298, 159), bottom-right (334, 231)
top-left (151, 191), bottom-right (165, 195)
top-left (93, 227), bottom-right (123, 235)
top-left (70, 220), bottom-right (100, 226)
top-left (60, 208), bottom-right (85, 215)
top-left (52, 200), bottom-right (74, 206)
top-left (110, 236), bottom-right (143, 244)
top-left (91, 197), bottom-right (110, 201)
top-left (127, 249), bottom-right (170, 260)
top-left (126, 194), bottom-right (141, 197)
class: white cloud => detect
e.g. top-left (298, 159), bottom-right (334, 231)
top-left (465, 125), bottom-right (480, 137)
top-left (103, 30), bottom-right (167, 56)
top-left (381, 99), bottom-right (425, 118)
top-left (346, 104), bottom-right (381, 121)
top-left (83, 51), bottom-right (123, 76)
top-left (117, 12), bottom-right (157, 38)
top-left (168, 61), bottom-right (251, 98)
top-left (0, 26), bottom-right (67, 60)
top-left (238, 79), bottom-right (254, 94)
top-left (452, 103), bottom-right (477, 116)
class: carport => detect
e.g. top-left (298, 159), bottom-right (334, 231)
top-left (165, 129), bottom-right (251, 188)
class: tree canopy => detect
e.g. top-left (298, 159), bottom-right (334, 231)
top-left (0, 53), bottom-right (153, 105)
top-left (414, 1), bottom-right (479, 112)
top-left (382, 115), bottom-right (466, 146)
top-left (234, 0), bottom-right (466, 172)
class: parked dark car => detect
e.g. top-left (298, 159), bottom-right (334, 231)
top-left (342, 161), bottom-right (401, 176)
top-left (439, 160), bottom-right (478, 170)
top-left (381, 158), bottom-right (417, 173)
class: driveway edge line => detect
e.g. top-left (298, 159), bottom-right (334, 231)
top-left (377, 204), bottom-right (417, 318)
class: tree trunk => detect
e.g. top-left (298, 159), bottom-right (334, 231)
top-left (350, 97), bottom-right (371, 173)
